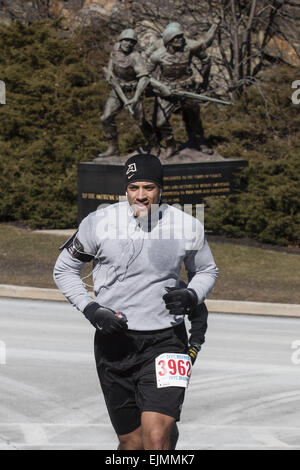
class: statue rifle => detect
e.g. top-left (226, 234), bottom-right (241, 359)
top-left (171, 90), bottom-right (232, 106)
top-left (149, 77), bottom-right (232, 106)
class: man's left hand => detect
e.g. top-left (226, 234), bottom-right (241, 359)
top-left (163, 287), bottom-right (198, 315)
top-left (187, 344), bottom-right (201, 365)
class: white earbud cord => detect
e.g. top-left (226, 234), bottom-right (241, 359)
top-left (78, 219), bottom-right (145, 290)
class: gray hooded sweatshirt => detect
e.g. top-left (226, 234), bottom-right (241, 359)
top-left (53, 201), bottom-right (218, 331)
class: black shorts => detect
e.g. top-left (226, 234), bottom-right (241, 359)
top-left (94, 322), bottom-right (188, 436)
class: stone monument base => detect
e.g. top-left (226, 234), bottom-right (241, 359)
top-left (78, 148), bottom-right (248, 222)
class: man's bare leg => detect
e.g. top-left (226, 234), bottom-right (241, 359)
top-left (117, 425), bottom-right (143, 450)
top-left (141, 411), bottom-right (175, 450)
top-left (170, 422), bottom-right (179, 450)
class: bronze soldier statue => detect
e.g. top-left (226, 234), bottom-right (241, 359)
top-left (96, 29), bottom-right (156, 159)
top-left (148, 22), bottom-right (219, 159)
top-left (144, 22), bottom-right (211, 94)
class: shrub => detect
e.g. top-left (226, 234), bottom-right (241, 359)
top-left (0, 21), bottom-right (108, 228)
top-left (204, 66), bottom-right (300, 246)
top-left (0, 21), bottom-right (299, 245)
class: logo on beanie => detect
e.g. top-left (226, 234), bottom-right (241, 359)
top-left (126, 163), bottom-right (137, 179)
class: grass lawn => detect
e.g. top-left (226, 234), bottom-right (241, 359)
top-left (207, 242), bottom-right (300, 304)
top-left (0, 224), bottom-right (299, 304)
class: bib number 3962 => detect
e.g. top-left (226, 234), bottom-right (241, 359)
top-left (155, 353), bottom-right (192, 388)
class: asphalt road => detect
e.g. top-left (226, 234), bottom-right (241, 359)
top-left (0, 298), bottom-right (300, 450)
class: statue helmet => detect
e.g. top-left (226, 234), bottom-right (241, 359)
top-left (162, 22), bottom-right (184, 46)
top-left (119, 28), bottom-right (138, 43)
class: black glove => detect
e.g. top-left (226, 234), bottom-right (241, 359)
top-left (163, 287), bottom-right (198, 316)
top-left (188, 302), bottom-right (208, 347)
top-left (83, 302), bottom-right (128, 335)
top-left (187, 344), bottom-right (201, 365)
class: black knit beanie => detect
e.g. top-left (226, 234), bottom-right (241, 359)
top-left (124, 154), bottom-right (163, 189)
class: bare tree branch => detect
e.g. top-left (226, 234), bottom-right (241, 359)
top-left (122, 0), bottom-right (298, 99)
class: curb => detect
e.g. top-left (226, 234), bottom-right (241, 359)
top-left (0, 284), bottom-right (68, 302)
top-left (33, 229), bottom-right (74, 237)
top-left (0, 284), bottom-right (300, 318)
top-left (205, 299), bottom-right (300, 318)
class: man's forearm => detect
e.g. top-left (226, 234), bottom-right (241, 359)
top-left (188, 302), bottom-right (208, 347)
top-left (134, 75), bottom-right (150, 101)
top-left (53, 250), bottom-right (94, 312)
top-left (185, 239), bottom-right (219, 304)
top-left (192, 23), bottom-right (219, 52)
top-left (187, 268), bottom-right (218, 304)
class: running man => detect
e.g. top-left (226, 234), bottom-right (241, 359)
top-left (53, 153), bottom-right (218, 449)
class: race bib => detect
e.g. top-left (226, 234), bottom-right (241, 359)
top-left (155, 353), bottom-right (192, 388)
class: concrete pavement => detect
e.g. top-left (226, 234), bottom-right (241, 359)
top-left (0, 298), bottom-right (300, 450)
